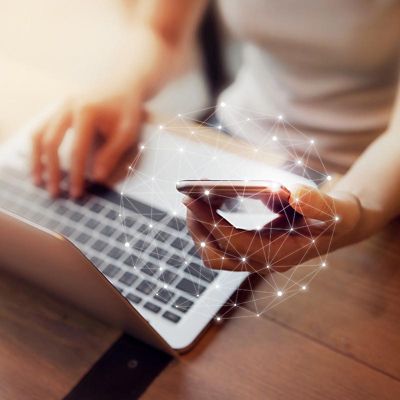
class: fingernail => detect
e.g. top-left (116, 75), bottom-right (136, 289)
top-left (70, 187), bottom-right (80, 199)
top-left (94, 166), bottom-right (107, 181)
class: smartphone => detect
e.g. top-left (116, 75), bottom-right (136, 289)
top-left (176, 179), bottom-right (292, 214)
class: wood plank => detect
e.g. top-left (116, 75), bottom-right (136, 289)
top-left (243, 221), bottom-right (400, 379)
top-left (143, 307), bottom-right (400, 400)
top-left (0, 271), bottom-right (119, 400)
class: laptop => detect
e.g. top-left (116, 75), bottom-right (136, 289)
top-left (0, 120), bottom-right (312, 355)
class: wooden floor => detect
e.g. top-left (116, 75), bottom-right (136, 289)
top-left (1, 3), bottom-right (400, 399)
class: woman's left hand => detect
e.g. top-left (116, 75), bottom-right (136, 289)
top-left (184, 185), bottom-right (363, 273)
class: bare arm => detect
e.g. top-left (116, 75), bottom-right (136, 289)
top-left (32, 0), bottom-right (207, 197)
top-left (333, 83), bottom-right (400, 238)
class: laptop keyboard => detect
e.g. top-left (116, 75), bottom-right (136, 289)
top-left (0, 168), bottom-right (219, 325)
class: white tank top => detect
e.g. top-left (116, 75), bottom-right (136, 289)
top-left (217, 0), bottom-right (400, 167)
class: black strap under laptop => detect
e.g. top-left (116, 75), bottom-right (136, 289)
top-left (63, 333), bottom-right (172, 400)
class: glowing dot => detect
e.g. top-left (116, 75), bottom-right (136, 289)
top-left (295, 198), bottom-right (299, 203)
top-left (213, 223), bottom-right (218, 228)
top-left (246, 117), bottom-right (250, 121)
top-left (278, 115), bottom-right (283, 120)
top-left (151, 177), bottom-right (155, 181)
top-left (191, 130), bottom-right (195, 135)
top-left (310, 139), bottom-right (315, 144)
top-left (272, 135), bottom-right (278, 141)
top-left (119, 213), bottom-right (122, 217)
top-left (172, 211), bottom-right (177, 216)
top-left (140, 145), bottom-right (145, 150)
top-left (311, 239), bottom-right (315, 243)
top-left (215, 284), bottom-right (220, 289)
top-left (196, 294), bottom-right (199, 297)
top-left (271, 182), bottom-right (280, 192)
top-left (221, 256), bottom-right (225, 260)
top-left (217, 125), bottom-right (222, 130)
top-left (321, 262), bottom-right (327, 268)
top-left (335, 216), bottom-right (340, 221)
top-left (302, 285), bottom-right (307, 290)
top-left (277, 290), bottom-right (283, 297)
top-left (242, 257), bottom-right (247, 262)
top-left (184, 261), bottom-right (188, 265)
top-left (256, 314), bottom-right (260, 317)
top-left (254, 148), bottom-right (259, 153)
top-left (204, 190), bottom-right (210, 196)
top-left (124, 242), bottom-right (130, 248)
top-left (200, 242), bottom-right (206, 248)
top-left (290, 227), bottom-right (294, 232)
top-left (266, 264), bottom-right (270, 269)
top-left (216, 316), bottom-right (221, 321)
top-left (327, 175), bottom-right (332, 181)
top-left (220, 101), bottom-right (226, 107)
top-left (149, 224), bottom-right (153, 228)
top-left (128, 166), bottom-right (132, 170)
top-left (163, 284), bottom-right (168, 288)
top-left (159, 266), bottom-right (163, 271)
top-left (120, 192), bottom-right (124, 195)
top-left (178, 113), bottom-right (182, 117)
top-left (256, 225), bottom-right (261, 231)
top-left (234, 303), bottom-right (237, 307)
top-left (159, 125), bottom-right (163, 130)
top-left (297, 159), bottom-right (302, 165)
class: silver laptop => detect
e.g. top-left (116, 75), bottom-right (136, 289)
top-left (0, 123), bottom-right (311, 354)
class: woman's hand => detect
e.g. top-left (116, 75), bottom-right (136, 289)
top-left (31, 89), bottom-right (145, 198)
top-left (184, 185), bottom-right (364, 273)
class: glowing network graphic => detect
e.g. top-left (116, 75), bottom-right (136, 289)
top-left (119, 104), bottom-right (338, 320)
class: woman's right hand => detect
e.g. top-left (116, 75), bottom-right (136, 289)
top-left (31, 88), bottom-right (145, 198)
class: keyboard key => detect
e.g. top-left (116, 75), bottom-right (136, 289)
top-left (76, 232), bottom-right (91, 244)
top-left (100, 225), bottom-right (116, 237)
top-left (173, 296), bottom-right (194, 313)
top-left (85, 218), bottom-right (99, 229)
top-left (60, 225), bottom-right (75, 237)
top-left (144, 302), bottom-right (161, 314)
top-left (138, 224), bottom-right (150, 234)
top-left (119, 271), bottom-right (138, 287)
top-left (90, 256), bottom-right (103, 268)
top-left (154, 230), bottom-right (170, 243)
top-left (105, 209), bottom-right (118, 220)
top-left (117, 233), bottom-right (134, 243)
top-left (108, 247), bottom-right (124, 260)
top-left (137, 280), bottom-right (157, 295)
top-left (167, 217), bottom-right (186, 232)
top-left (171, 237), bottom-right (189, 250)
top-left (133, 239), bottom-right (150, 252)
top-left (90, 202), bottom-right (104, 213)
top-left (158, 269), bottom-right (178, 284)
top-left (123, 254), bottom-right (139, 266)
top-left (162, 311), bottom-right (181, 323)
top-left (149, 247), bottom-right (168, 260)
top-left (184, 262), bottom-right (218, 283)
top-left (154, 288), bottom-right (174, 304)
top-left (47, 219), bottom-right (59, 229)
top-left (188, 246), bottom-right (201, 258)
top-left (123, 197), bottom-right (167, 222)
top-left (55, 205), bottom-right (68, 215)
top-left (126, 293), bottom-right (142, 304)
top-left (176, 278), bottom-right (206, 297)
top-left (70, 211), bottom-right (84, 222)
top-left (141, 262), bottom-right (159, 276)
top-left (167, 254), bottom-right (185, 268)
top-left (103, 264), bottom-right (121, 278)
top-left (92, 239), bottom-right (107, 252)
top-left (124, 216), bottom-right (136, 228)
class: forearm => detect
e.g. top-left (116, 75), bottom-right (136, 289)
top-left (333, 129), bottom-right (400, 237)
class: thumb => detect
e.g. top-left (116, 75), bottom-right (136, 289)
top-left (289, 185), bottom-right (361, 233)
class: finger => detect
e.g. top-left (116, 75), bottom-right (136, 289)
top-left (93, 113), bottom-right (140, 182)
top-left (186, 210), bottom-right (254, 272)
top-left (184, 197), bottom-right (256, 256)
top-left (31, 127), bottom-right (46, 185)
top-left (42, 111), bottom-right (72, 196)
top-left (70, 108), bottom-right (96, 198)
top-left (289, 185), bottom-right (361, 233)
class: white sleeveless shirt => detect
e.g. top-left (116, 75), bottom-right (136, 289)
top-left (217, 0), bottom-right (400, 167)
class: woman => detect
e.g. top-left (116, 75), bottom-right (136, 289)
top-left (31, 0), bottom-right (400, 271)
